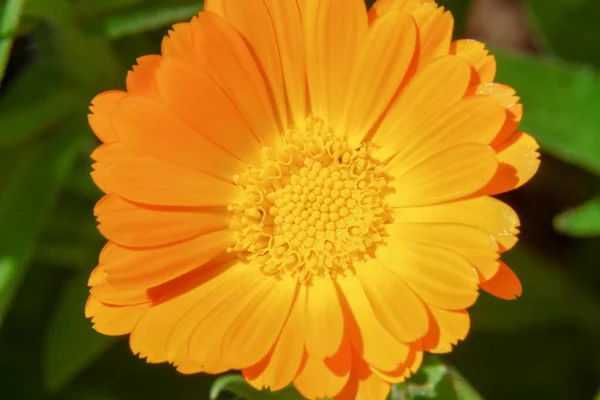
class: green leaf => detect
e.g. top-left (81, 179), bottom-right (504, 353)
top-left (24, 0), bottom-right (121, 91)
top-left (0, 0), bottom-right (26, 84)
top-left (554, 198), bottom-right (600, 237)
top-left (75, 0), bottom-right (145, 17)
top-left (391, 355), bottom-right (483, 400)
top-left (34, 242), bottom-right (98, 271)
top-left (0, 116), bottom-right (86, 328)
top-left (43, 272), bottom-right (115, 391)
top-left (100, 2), bottom-right (204, 39)
top-left (210, 375), bottom-right (307, 400)
top-left (34, 191), bottom-right (102, 271)
top-left (495, 51), bottom-right (600, 176)
top-left (0, 66), bottom-right (81, 146)
top-left (450, 368), bottom-right (485, 400)
top-left (523, 0), bottom-right (600, 67)
top-left (54, 27), bottom-right (122, 91)
top-left (0, 79), bottom-right (82, 146)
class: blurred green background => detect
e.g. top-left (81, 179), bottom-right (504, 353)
top-left (0, 0), bottom-right (599, 399)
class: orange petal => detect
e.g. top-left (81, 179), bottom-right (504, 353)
top-left (370, 347), bottom-right (423, 384)
top-left (368, 0), bottom-right (448, 67)
top-left (387, 144), bottom-right (498, 208)
top-left (90, 169), bottom-right (109, 194)
top-left (222, 275), bottom-right (297, 369)
top-left (164, 263), bottom-right (249, 363)
top-left (128, 262), bottom-right (237, 363)
top-left (126, 55), bottom-right (162, 97)
top-left (451, 39), bottom-right (496, 83)
top-left (91, 143), bottom-right (137, 195)
top-left (379, 241), bottom-right (479, 310)
top-left (102, 157), bottom-right (238, 207)
top-left (372, 56), bottom-right (472, 160)
top-left (344, 11), bottom-right (417, 146)
top-left (242, 354), bottom-right (272, 392)
top-left (262, 0), bottom-right (307, 125)
top-left (206, 0), bottom-right (293, 126)
top-left (111, 95), bottom-right (245, 181)
top-left (102, 231), bottom-right (234, 289)
top-left (476, 83), bottom-right (522, 148)
top-left (90, 142), bottom-right (134, 163)
top-left (168, 264), bottom-right (266, 373)
top-left (95, 195), bottom-right (229, 247)
top-left (88, 91), bottom-right (126, 143)
top-left (294, 349), bottom-right (351, 400)
top-left (86, 295), bottom-right (150, 336)
top-left (355, 372), bottom-right (390, 400)
top-left (94, 255), bottom-right (229, 308)
top-left (154, 59), bottom-right (262, 165)
top-left (174, 359), bottom-right (204, 375)
top-left (368, 0), bottom-right (454, 69)
top-left (244, 285), bottom-right (307, 391)
top-left (88, 265), bottom-right (108, 287)
top-left (161, 21), bottom-right (194, 59)
top-left (187, 13), bottom-right (280, 145)
top-left (356, 262), bottom-right (429, 343)
top-left (305, 275), bottom-right (345, 360)
top-left (494, 102), bottom-right (523, 149)
top-left (480, 261), bottom-right (522, 300)
top-left (338, 374), bottom-right (390, 400)
top-left (481, 132), bottom-right (541, 195)
top-left (426, 307), bottom-right (470, 353)
top-left (91, 278), bottom-right (151, 306)
top-left (387, 221), bottom-right (500, 280)
top-left (337, 274), bottom-right (411, 372)
top-left (477, 82), bottom-right (520, 109)
top-left (304, 0), bottom-right (367, 129)
top-left (398, 196), bottom-right (520, 253)
top-left (368, 0), bottom-right (435, 23)
top-left (412, 3), bottom-right (453, 64)
top-left (335, 350), bottom-right (391, 400)
top-left (410, 350), bottom-right (424, 373)
top-left (387, 95), bottom-right (506, 172)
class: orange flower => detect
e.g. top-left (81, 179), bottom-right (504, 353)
top-left (86, 0), bottom-right (539, 399)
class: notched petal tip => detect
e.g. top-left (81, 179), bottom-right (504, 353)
top-left (480, 262), bottom-right (522, 300)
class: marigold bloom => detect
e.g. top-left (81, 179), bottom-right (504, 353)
top-left (86, 0), bottom-right (540, 398)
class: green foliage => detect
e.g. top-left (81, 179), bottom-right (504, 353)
top-left (495, 51), bottom-right (600, 176)
top-left (0, 65), bottom-right (81, 145)
top-left (211, 375), bottom-right (307, 400)
top-left (554, 198), bottom-right (600, 237)
top-left (392, 356), bottom-right (483, 400)
top-left (43, 273), bottom-right (116, 392)
top-left (0, 120), bottom-right (85, 328)
top-left (0, 0), bottom-right (25, 83)
top-left (75, 0), bottom-right (146, 17)
top-left (523, 0), bottom-right (600, 67)
top-left (100, 1), bottom-right (205, 39)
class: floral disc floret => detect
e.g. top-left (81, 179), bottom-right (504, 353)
top-left (229, 118), bottom-right (392, 282)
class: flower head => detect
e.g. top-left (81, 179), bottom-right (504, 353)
top-left (86, 0), bottom-right (539, 399)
